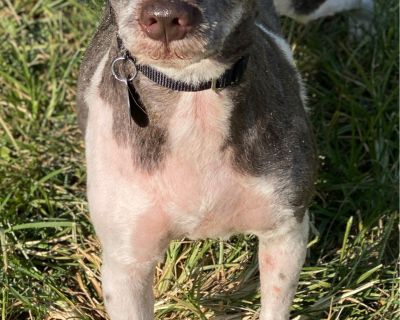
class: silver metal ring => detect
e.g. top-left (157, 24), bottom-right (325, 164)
top-left (111, 56), bottom-right (138, 82)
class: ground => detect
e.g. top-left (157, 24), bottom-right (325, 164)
top-left (0, 0), bottom-right (398, 319)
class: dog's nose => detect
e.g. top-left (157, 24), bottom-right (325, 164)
top-left (139, 0), bottom-right (202, 43)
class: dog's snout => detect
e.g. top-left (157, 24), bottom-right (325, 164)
top-left (139, 0), bottom-right (202, 43)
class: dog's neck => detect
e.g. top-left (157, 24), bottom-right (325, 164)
top-left (113, 35), bottom-right (250, 92)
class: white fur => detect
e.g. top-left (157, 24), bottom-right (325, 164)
top-left (85, 53), bottom-right (167, 319)
top-left (273, 0), bottom-right (293, 17)
top-left (256, 22), bottom-right (295, 67)
top-left (145, 58), bottom-right (231, 85)
top-left (85, 53), bottom-right (155, 266)
top-left (303, 0), bottom-right (370, 23)
top-left (274, 0), bottom-right (373, 23)
top-left (257, 212), bottom-right (309, 320)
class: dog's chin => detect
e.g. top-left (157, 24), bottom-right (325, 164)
top-left (126, 36), bottom-right (214, 68)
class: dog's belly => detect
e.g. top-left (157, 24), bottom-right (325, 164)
top-left (87, 137), bottom-right (277, 240)
top-left (85, 78), bottom-right (281, 243)
top-left (151, 156), bottom-right (277, 239)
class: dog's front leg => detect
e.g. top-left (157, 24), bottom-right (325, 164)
top-left (101, 254), bottom-right (158, 320)
top-left (95, 210), bottom-right (171, 320)
top-left (102, 259), bottom-right (155, 320)
top-left (257, 213), bottom-right (309, 320)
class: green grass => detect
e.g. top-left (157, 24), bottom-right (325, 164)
top-left (0, 0), bottom-right (398, 319)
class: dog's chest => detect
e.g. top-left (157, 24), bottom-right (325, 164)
top-left (86, 86), bottom-right (277, 239)
top-left (156, 91), bottom-right (277, 237)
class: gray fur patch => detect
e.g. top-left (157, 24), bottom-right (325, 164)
top-left (99, 40), bottom-right (175, 171)
top-left (226, 25), bottom-right (317, 217)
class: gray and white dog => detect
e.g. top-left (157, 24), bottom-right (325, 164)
top-left (77, 0), bottom-right (372, 319)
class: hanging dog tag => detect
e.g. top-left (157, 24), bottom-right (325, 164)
top-left (111, 56), bottom-right (149, 127)
top-left (126, 80), bottom-right (149, 127)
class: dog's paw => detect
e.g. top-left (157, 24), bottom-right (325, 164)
top-left (348, 0), bottom-right (375, 40)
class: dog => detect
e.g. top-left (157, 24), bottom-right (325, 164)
top-left (76, 0), bottom-right (373, 319)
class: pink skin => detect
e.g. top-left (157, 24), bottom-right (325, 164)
top-left (85, 48), bottom-right (307, 320)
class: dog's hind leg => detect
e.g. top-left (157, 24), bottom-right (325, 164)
top-left (257, 212), bottom-right (309, 320)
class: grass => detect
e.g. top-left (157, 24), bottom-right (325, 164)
top-left (0, 0), bottom-right (398, 319)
